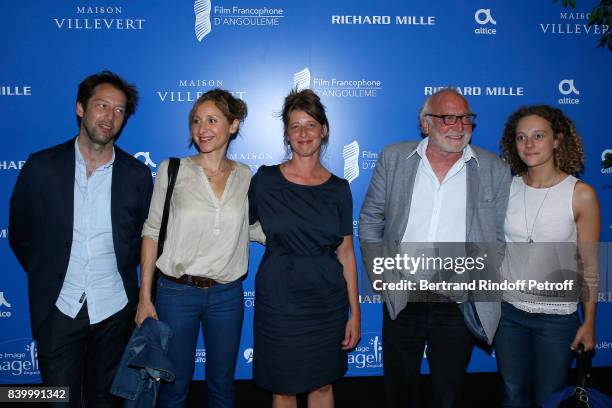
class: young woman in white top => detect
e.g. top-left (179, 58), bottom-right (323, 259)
top-left (135, 89), bottom-right (255, 408)
top-left (496, 105), bottom-right (600, 407)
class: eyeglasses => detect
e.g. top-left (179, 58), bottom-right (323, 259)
top-left (424, 113), bottom-right (476, 126)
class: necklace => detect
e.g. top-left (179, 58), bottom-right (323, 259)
top-left (523, 173), bottom-right (557, 243)
top-left (201, 160), bottom-right (229, 182)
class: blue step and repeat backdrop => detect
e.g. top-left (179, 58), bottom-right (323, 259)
top-left (1, 1), bottom-right (611, 383)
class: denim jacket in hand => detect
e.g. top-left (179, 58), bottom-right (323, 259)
top-left (111, 317), bottom-right (175, 407)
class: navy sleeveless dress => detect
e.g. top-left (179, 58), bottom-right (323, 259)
top-left (248, 165), bottom-right (352, 394)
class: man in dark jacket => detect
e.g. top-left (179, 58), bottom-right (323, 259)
top-left (9, 71), bottom-right (153, 406)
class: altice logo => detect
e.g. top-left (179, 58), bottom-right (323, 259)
top-left (602, 149), bottom-right (612, 174)
top-left (134, 152), bottom-right (157, 168)
top-left (294, 67), bottom-right (311, 91)
top-left (0, 292), bottom-right (11, 308)
top-left (475, 9), bottom-right (496, 25)
top-left (243, 348), bottom-right (253, 363)
top-left (194, 0), bottom-right (212, 42)
top-left (0, 292), bottom-right (11, 318)
top-left (559, 79), bottom-right (579, 95)
top-left (343, 140), bottom-right (360, 184)
top-left (474, 9), bottom-right (497, 35)
top-left (558, 79), bottom-right (580, 105)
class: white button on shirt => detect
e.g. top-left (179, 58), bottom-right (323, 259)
top-left (401, 138), bottom-right (477, 243)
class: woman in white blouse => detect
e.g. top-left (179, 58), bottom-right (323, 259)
top-left (496, 105), bottom-right (600, 407)
top-left (135, 89), bottom-right (252, 408)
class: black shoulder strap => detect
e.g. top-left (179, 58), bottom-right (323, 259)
top-left (156, 157), bottom-right (180, 258)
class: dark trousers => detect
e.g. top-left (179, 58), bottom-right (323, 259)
top-left (382, 302), bottom-right (474, 408)
top-left (36, 303), bottom-right (133, 408)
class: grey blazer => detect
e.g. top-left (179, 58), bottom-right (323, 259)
top-left (359, 140), bottom-right (511, 344)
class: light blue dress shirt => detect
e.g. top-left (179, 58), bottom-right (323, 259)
top-left (55, 138), bottom-right (128, 324)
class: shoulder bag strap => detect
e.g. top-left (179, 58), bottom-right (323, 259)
top-left (157, 157), bottom-right (180, 257)
top-left (151, 157), bottom-right (180, 303)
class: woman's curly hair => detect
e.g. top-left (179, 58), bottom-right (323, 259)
top-left (500, 105), bottom-right (585, 176)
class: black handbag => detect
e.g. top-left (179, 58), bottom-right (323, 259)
top-left (558, 344), bottom-right (593, 408)
top-left (150, 157), bottom-right (180, 304)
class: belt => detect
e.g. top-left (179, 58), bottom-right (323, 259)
top-left (163, 274), bottom-right (218, 289)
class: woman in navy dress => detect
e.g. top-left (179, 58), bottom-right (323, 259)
top-left (249, 89), bottom-right (360, 407)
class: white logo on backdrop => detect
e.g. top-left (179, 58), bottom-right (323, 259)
top-left (243, 290), bottom-right (255, 308)
top-left (53, 6), bottom-right (145, 30)
top-left (195, 0), bottom-right (212, 41)
top-left (475, 9), bottom-right (496, 25)
top-left (540, 11), bottom-right (608, 35)
top-left (343, 141), bottom-right (360, 184)
top-left (0, 340), bottom-right (39, 378)
top-left (601, 149), bottom-right (612, 174)
top-left (0, 161), bottom-right (26, 171)
top-left (348, 333), bottom-right (383, 372)
top-left (195, 348), bottom-right (206, 364)
top-left (0, 86), bottom-right (31, 96)
top-left (294, 68), bottom-right (311, 91)
top-left (558, 79), bottom-right (580, 95)
top-left (0, 292), bottom-right (11, 308)
top-left (243, 348), bottom-right (253, 363)
top-left (134, 152), bottom-right (157, 168)
top-left (295, 67), bottom-right (382, 98)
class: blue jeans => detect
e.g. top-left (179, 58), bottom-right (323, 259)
top-left (495, 302), bottom-right (579, 408)
top-left (155, 276), bottom-right (244, 408)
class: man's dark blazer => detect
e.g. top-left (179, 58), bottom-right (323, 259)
top-left (9, 138), bottom-right (153, 337)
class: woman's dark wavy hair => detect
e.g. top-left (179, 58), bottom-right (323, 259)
top-left (188, 89), bottom-right (247, 150)
top-left (500, 105), bottom-right (585, 175)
